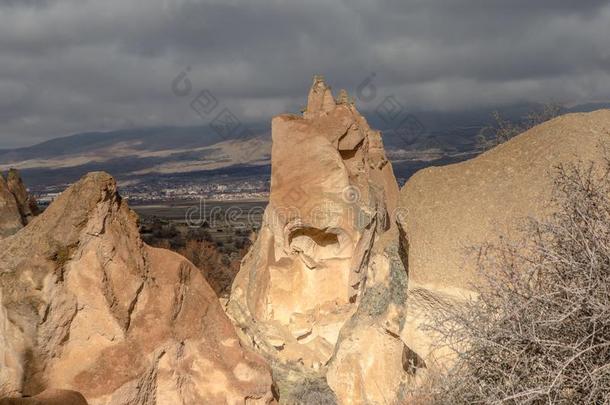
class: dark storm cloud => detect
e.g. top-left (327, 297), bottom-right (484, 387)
top-left (0, 0), bottom-right (609, 148)
top-left (0, 0), bottom-right (53, 7)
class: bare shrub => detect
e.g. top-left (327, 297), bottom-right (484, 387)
top-left (426, 160), bottom-right (610, 404)
top-left (176, 239), bottom-right (244, 297)
top-left (477, 103), bottom-right (563, 151)
top-left (288, 378), bottom-right (337, 405)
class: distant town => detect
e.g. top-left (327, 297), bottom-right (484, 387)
top-left (32, 176), bottom-right (271, 206)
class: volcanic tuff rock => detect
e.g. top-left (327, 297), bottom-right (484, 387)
top-left (0, 169), bottom-right (38, 239)
top-left (228, 76), bottom-right (413, 404)
top-left (398, 109), bottom-right (610, 378)
top-left (0, 389), bottom-right (88, 405)
top-left (0, 172), bottom-right (273, 404)
top-left (5, 169), bottom-right (39, 224)
top-left (0, 176), bottom-right (22, 238)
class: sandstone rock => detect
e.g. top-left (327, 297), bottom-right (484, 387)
top-left (304, 75), bottom-right (337, 119)
top-left (0, 288), bottom-right (23, 398)
top-left (0, 169), bottom-right (39, 239)
top-left (0, 389), bottom-right (88, 405)
top-left (228, 76), bottom-right (409, 404)
top-left (0, 172), bottom-right (273, 404)
top-left (0, 174), bottom-right (23, 238)
top-left (6, 169), bottom-right (39, 225)
top-left (398, 110), bottom-right (610, 375)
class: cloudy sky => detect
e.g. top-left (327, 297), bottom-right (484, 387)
top-left (1, 0), bottom-right (609, 148)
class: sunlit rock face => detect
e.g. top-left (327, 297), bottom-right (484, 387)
top-left (0, 172), bottom-right (274, 405)
top-left (228, 76), bottom-right (412, 404)
top-left (0, 173), bottom-right (23, 238)
top-left (398, 109), bottom-right (610, 385)
top-left (6, 169), bottom-right (39, 225)
top-left (0, 169), bottom-right (39, 239)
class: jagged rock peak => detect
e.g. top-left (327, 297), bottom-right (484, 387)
top-left (229, 77), bottom-right (409, 404)
top-left (0, 172), bottom-right (124, 264)
top-left (336, 88), bottom-right (352, 105)
top-left (0, 171), bottom-right (274, 404)
top-left (0, 173), bottom-right (23, 238)
top-left (304, 74), bottom-right (338, 118)
top-left (6, 168), bottom-right (39, 224)
top-left (0, 168), bottom-right (40, 239)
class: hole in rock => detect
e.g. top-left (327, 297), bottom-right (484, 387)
top-left (289, 227), bottom-right (341, 260)
top-left (402, 345), bottom-right (426, 375)
top-left (339, 148), bottom-right (358, 161)
top-left (296, 330), bottom-right (313, 341)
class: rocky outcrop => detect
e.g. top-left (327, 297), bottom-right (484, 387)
top-left (0, 389), bottom-right (88, 405)
top-left (398, 110), bottom-right (610, 378)
top-left (0, 175), bottom-right (24, 239)
top-left (0, 169), bottom-right (38, 238)
top-left (6, 169), bottom-right (39, 225)
top-left (0, 172), bottom-right (273, 404)
top-left (228, 76), bottom-right (411, 404)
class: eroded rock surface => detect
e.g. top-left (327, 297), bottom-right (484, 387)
top-left (0, 172), bottom-right (273, 404)
top-left (0, 169), bottom-right (38, 239)
top-left (0, 389), bottom-right (88, 405)
top-left (228, 76), bottom-right (411, 404)
top-left (6, 169), bottom-right (39, 225)
top-left (0, 175), bottom-right (24, 239)
top-left (398, 110), bottom-right (610, 379)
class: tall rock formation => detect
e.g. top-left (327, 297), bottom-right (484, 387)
top-left (228, 76), bottom-right (412, 404)
top-left (398, 110), bottom-right (610, 379)
top-left (6, 169), bottom-right (39, 225)
top-left (0, 169), bottom-right (39, 239)
top-left (0, 172), bottom-right (273, 404)
top-left (0, 174), bottom-right (23, 238)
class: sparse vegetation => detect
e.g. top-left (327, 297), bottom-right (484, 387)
top-left (140, 216), bottom-right (253, 297)
top-left (359, 247), bottom-right (408, 317)
top-left (176, 238), bottom-right (248, 296)
top-left (288, 377), bottom-right (338, 405)
top-left (51, 243), bottom-right (77, 268)
top-left (424, 159), bottom-right (610, 404)
top-left (477, 103), bottom-right (563, 151)
top-left (50, 243), bottom-right (78, 281)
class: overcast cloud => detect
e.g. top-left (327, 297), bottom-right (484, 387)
top-left (1, 0), bottom-right (609, 148)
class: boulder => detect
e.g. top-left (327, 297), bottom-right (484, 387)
top-left (228, 76), bottom-right (411, 404)
top-left (398, 110), bottom-right (610, 374)
top-left (0, 172), bottom-right (274, 404)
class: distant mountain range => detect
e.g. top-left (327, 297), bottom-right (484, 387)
top-left (2, 102), bottom-right (609, 189)
top-left (0, 125), bottom-right (271, 188)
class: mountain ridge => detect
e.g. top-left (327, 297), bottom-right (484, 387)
top-left (3, 102), bottom-right (610, 189)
